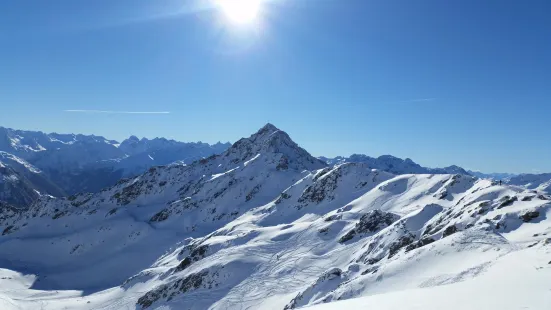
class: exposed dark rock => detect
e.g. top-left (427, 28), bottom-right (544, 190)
top-left (479, 201), bottom-right (490, 207)
top-left (405, 238), bottom-right (435, 253)
top-left (437, 191), bottom-right (448, 200)
top-left (174, 245), bottom-right (209, 273)
top-left (498, 196), bottom-right (518, 209)
top-left (388, 236), bottom-right (413, 258)
top-left (318, 227), bottom-right (329, 234)
top-left (2, 225), bottom-right (16, 235)
top-left (52, 211), bottom-right (68, 219)
top-left (113, 180), bottom-right (145, 205)
top-left (150, 208), bottom-right (170, 222)
top-left (521, 211), bottom-right (540, 222)
top-left (442, 225), bottom-right (458, 237)
top-left (70, 244), bottom-right (81, 254)
top-left (199, 158), bottom-right (209, 165)
top-left (275, 192), bottom-right (291, 204)
top-left (339, 210), bottom-right (399, 243)
top-left (339, 230), bottom-right (356, 243)
top-left (137, 270), bottom-right (211, 309)
top-left (365, 257), bottom-right (382, 265)
top-left (276, 156), bottom-right (289, 171)
top-left (246, 184), bottom-right (261, 202)
top-left (105, 208), bottom-right (118, 217)
top-left (361, 266), bottom-right (379, 275)
top-left (70, 195), bottom-right (91, 207)
top-left (298, 169), bottom-right (341, 206)
top-left (356, 211), bottom-right (399, 234)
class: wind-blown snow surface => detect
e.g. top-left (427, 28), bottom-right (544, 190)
top-left (0, 124), bottom-right (550, 310)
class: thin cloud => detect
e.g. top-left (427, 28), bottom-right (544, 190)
top-left (376, 98), bottom-right (437, 105)
top-left (398, 98), bottom-right (437, 103)
top-left (64, 110), bottom-right (170, 114)
top-left (82, 2), bottom-right (211, 31)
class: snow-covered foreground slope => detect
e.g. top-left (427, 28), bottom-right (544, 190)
top-left (306, 243), bottom-right (551, 310)
top-left (0, 124), bottom-right (549, 310)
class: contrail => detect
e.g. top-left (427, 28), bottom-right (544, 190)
top-left (64, 110), bottom-right (170, 114)
top-left (400, 98), bottom-right (436, 103)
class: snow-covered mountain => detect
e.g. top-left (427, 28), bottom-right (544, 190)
top-left (320, 154), bottom-right (471, 175)
top-left (0, 162), bottom-right (41, 208)
top-left (507, 173), bottom-right (551, 194)
top-left (467, 170), bottom-right (517, 180)
top-left (97, 137), bottom-right (231, 177)
top-left (0, 152), bottom-right (65, 197)
top-left (0, 123), bottom-right (549, 310)
top-left (0, 126), bottom-right (230, 195)
top-left (119, 135), bottom-right (229, 158)
top-left (0, 126), bottom-right (119, 159)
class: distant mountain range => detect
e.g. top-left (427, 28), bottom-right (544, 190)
top-left (0, 126), bottom-right (230, 199)
top-left (466, 170), bottom-right (517, 180)
top-left (318, 155), bottom-right (530, 181)
top-left (319, 154), bottom-right (470, 176)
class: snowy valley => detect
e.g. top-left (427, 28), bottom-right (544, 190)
top-left (0, 124), bottom-right (549, 310)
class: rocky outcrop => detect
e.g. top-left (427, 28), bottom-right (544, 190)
top-left (137, 270), bottom-right (214, 308)
top-left (340, 210), bottom-right (399, 243)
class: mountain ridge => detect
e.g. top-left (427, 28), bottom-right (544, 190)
top-left (0, 123), bottom-right (549, 310)
top-left (319, 154), bottom-right (471, 176)
top-left (0, 126), bottom-right (231, 196)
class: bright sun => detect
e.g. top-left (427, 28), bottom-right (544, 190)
top-left (217, 0), bottom-right (261, 25)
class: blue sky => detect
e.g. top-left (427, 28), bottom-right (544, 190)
top-left (1, 0), bottom-right (550, 173)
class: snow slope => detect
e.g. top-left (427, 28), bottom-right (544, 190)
top-left (306, 243), bottom-right (551, 310)
top-left (0, 151), bottom-right (65, 200)
top-left (0, 124), bottom-right (549, 310)
top-left (0, 161), bottom-right (45, 208)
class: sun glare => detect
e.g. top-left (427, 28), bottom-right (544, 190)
top-left (217, 0), bottom-right (261, 25)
